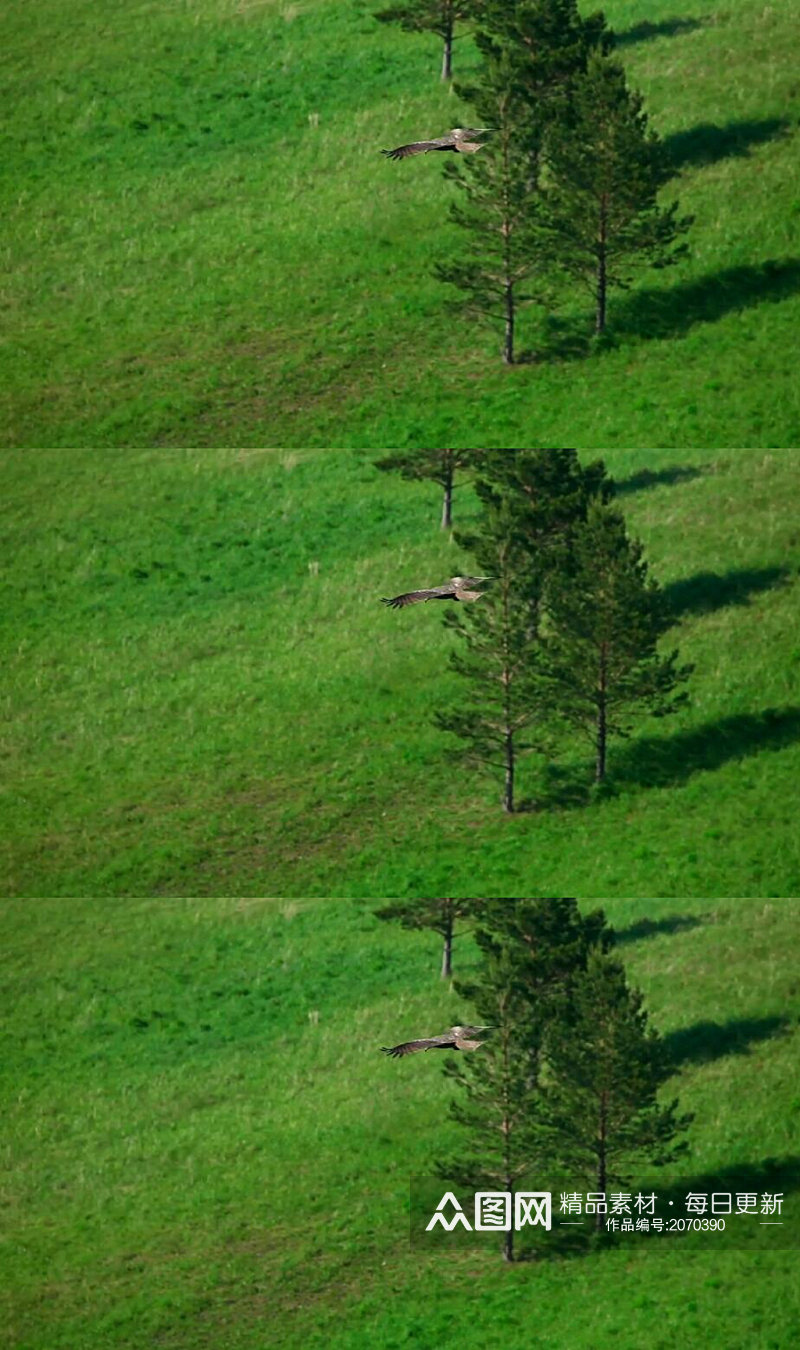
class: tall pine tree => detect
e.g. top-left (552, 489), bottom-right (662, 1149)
top-left (542, 498), bottom-right (693, 782)
top-left (435, 54), bottom-right (546, 364)
top-left (438, 898), bottom-right (611, 1261)
top-left (437, 450), bottom-right (612, 809)
top-left (541, 51), bottom-right (692, 334)
top-left (437, 2), bottom-right (610, 360)
top-left (542, 947), bottom-right (693, 1231)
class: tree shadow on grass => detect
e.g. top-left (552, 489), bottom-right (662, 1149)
top-left (517, 1155), bottom-right (800, 1261)
top-left (516, 763), bottom-right (593, 812)
top-left (519, 314), bottom-right (593, 363)
top-left (612, 914), bottom-right (705, 945)
top-left (664, 1015), bottom-right (794, 1068)
top-left (612, 258), bottom-right (800, 342)
top-left (521, 706), bottom-right (800, 810)
top-left (664, 117), bottom-right (792, 171)
top-left (616, 706), bottom-right (800, 789)
top-left (650, 1155), bottom-right (800, 1248)
top-left (612, 17), bottom-right (706, 48)
top-left (533, 258), bottom-right (800, 359)
top-left (663, 565), bottom-right (793, 619)
top-left (612, 465), bottom-right (706, 496)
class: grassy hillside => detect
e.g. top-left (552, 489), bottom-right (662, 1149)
top-left (2, 897), bottom-right (799, 1349)
top-left (2, 0), bottom-right (799, 448)
top-left (1, 446), bottom-right (799, 898)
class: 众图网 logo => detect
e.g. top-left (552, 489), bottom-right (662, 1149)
top-left (412, 1184), bottom-right (790, 1248)
top-left (426, 1190), bottom-right (552, 1232)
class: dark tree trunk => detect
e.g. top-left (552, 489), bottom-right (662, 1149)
top-left (441, 21), bottom-right (453, 81)
top-left (441, 914), bottom-right (453, 978)
top-left (503, 731), bottom-right (515, 813)
top-left (596, 256), bottom-right (607, 334)
top-left (596, 648), bottom-right (608, 782)
top-left (502, 281), bottom-right (515, 364)
top-left (596, 1103), bottom-right (607, 1233)
top-left (596, 699), bottom-right (607, 782)
top-left (503, 1174), bottom-right (514, 1260)
top-left (596, 203), bottom-right (608, 334)
top-left (441, 461), bottom-right (454, 529)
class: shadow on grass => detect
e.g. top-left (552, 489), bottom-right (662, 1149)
top-left (519, 706), bottom-right (800, 810)
top-left (664, 565), bottom-right (792, 618)
top-left (612, 914), bottom-right (704, 945)
top-left (664, 117), bottom-right (791, 171)
top-left (516, 763), bottom-right (593, 812)
top-left (515, 1155), bottom-right (800, 1261)
top-left (612, 17), bottom-right (706, 48)
top-left (616, 706), bottom-right (800, 789)
top-left (664, 1015), bottom-right (794, 1068)
top-left (531, 258), bottom-right (800, 359)
top-left (612, 465), bottom-right (705, 496)
top-left (613, 259), bottom-right (800, 342)
top-left (520, 315), bottom-right (591, 363)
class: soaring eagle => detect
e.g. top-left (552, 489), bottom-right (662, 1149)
top-left (381, 576), bottom-right (493, 610)
top-left (381, 128), bottom-right (493, 162)
top-left (381, 1026), bottom-right (492, 1059)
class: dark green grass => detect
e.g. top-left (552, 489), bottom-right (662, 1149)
top-left (1, 447), bottom-right (799, 898)
top-left (2, 897), bottom-right (799, 1348)
top-left (1, 0), bottom-right (799, 448)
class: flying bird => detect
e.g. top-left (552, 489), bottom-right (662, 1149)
top-left (381, 1026), bottom-right (493, 1059)
top-left (381, 576), bottom-right (493, 610)
top-left (381, 128), bottom-right (494, 162)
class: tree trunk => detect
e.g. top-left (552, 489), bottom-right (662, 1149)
top-left (596, 647), bottom-right (608, 781)
top-left (596, 699), bottom-right (607, 782)
top-left (503, 731), bottom-right (515, 813)
top-left (502, 1169), bottom-right (514, 1260)
top-left (596, 1108), bottom-right (607, 1234)
top-left (441, 462), bottom-right (453, 529)
top-left (596, 204), bottom-right (608, 334)
top-left (441, 22), bottom-right (453, 81)
top-left (441, 914), bottom-right (453, 979)
top-left (596, 256), bottom-right (607, 334)
top-left (502, 281), bottom-right (515, 364)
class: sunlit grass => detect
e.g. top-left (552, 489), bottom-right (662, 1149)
top-left (1, 0), bottom-right (799, 447)
top-left (1, 447), bottom-right (799, 898)
top-left (2, 897), bottom-right (798, 1347)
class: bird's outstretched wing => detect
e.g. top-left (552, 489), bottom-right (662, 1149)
top-left (381, 587), bottom-right (453, 609)
top-left (381, 1034), bottom-right (456, 1059)
top-left (381, 137), bottom-right (455, 161)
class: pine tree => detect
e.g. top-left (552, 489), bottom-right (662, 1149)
top-left (541, 52), bottom-right (693, 334)
top-left (373, 897), bottom-right (474, 976)
top-left (542, 947), bottom-right (693, 1232)
top-left (542, 498), bottom-right (693, 782)
top-left (434, 62), bottom-right (546, 364)
top-left (438, 897), bottom-right (611, 1261)
top-left (434, 491), bottom-right (549, 812)
top-left (374, 1), bottom-right (475, 81)
top-left (470, 0), bottom-right (609, 107)
top-left (462, 448), bottom-right (611, 559)
top-left (436, 2), bottom-right (610, 361)
top-left (436, 450), bottom-right (612, 810)
top-left (373, 449), bottom-right (474, 528)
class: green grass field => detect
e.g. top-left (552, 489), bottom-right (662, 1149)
top-left (1, 446), bottom-right (799, 898)
top-left (2, 0), bottom-right (799, 448)
top-left (2, 897), bottom-right (799, 1348)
